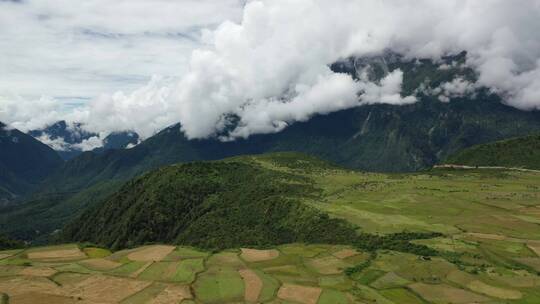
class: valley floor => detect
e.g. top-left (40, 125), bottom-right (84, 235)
top-left (1, 238), bottom-right (539, 304)
top-left (2, 157), bottom-right (540, 303)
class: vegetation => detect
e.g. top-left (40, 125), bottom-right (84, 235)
top-left (4, 54), bottom-right (540, 239)
top-left (0, 234), bottom-right (24, 250)
top-left (0, 122), bottom-right (63, 202)
top-left (446, 134), bottom-right (540, 169)
top-left (62, 157), bottom-right (359, 250)
top-left (2, 241), bottom-right (538, 304)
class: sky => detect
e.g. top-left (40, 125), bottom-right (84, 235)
top-left (0, 0), bottom-right (244, 104)
top-left (1, 0), bottom-right (540, 147)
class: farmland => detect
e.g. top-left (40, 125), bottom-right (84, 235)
top-left (2, 153), bottom-right (540, 303)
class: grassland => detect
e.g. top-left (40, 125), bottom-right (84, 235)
top-left (2, 153), bottom-right (540, 303)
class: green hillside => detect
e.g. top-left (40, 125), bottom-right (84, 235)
top-left (446, 135), bottom-right (540, 170)
top-left (2, 152), bottom-right (539, 303)
top-left (62, 154), bottom-right (358, 250)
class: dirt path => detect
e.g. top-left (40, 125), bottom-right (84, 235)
top-left (130, 261), bottom-right (154, 278)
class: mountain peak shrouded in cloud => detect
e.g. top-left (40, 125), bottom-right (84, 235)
top-left (1, 0), bottom-right (540, 142)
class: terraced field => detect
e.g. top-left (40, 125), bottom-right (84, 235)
top-left (2, 154), bottom-right (540, 303)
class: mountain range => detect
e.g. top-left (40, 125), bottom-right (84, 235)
top-left (29, 120), bottom-right (139, 160)
top-left (2, 53), bottom-right (540, 242)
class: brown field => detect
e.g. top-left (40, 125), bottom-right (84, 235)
top-left (0, 276), bottom-right (60, 295)
top-left (239, 269), bottom-right (263, 302)
top-left (127, 245), bottom-right (176, 262)
top-left (409, 283), bottom-right (489, 303)
top-left (277, 283), bottom-right (322, 304)
top-left (332, 249), bottom-right (359, 259)
top-left (19, 266), bottom-right (57, 277)
top-left (467, 280), bottom-right (522, 300)
top-left (240, 248), bottom-right (280, 262)
top-left (69, 274), bottom-right (151, 302)
top-left (150, 284), bottom-right (192, 304)
top-left (8, 292), bottom-right (78, 304)
top-left (305, 256), bottom-right (349, 275)
top-left (27, 248), bottom-right (86, 260)
top-left (80, 258), bottom-right (121, 271)
top-left (0, 253), bottom-right (12, 260)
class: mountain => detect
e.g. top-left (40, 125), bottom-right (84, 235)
top-left (445, 134), bottom-right (540, 170)
top-left (4, 152), bottom-right (540, 303)
top-left (0, 122), bottom-right (63, 203)
top-left (3, 53), bottom-right (540, 241)
top-left (29, 120), bottom-right (139, 160)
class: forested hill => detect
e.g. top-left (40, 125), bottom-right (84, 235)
top-left (445, 135), bottom-right (540, 170)
top-left (62, 153), bottom-right (358, 250)
top-left (0, 122), bottom-right (63, 203)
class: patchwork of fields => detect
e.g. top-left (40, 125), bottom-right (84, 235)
top-left (1, 155), bottom-right (540, 303)
top-left (1, 236), bottom-right (540, 303)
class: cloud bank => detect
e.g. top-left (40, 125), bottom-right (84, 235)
top-left (2, 0), bottom-right (540, 142)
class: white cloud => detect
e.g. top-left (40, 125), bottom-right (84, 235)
top-left (0, 95), bottom-right (63, 132)
top-left (35, 134), bottom-right (70, 151)
top-left (2, 0), bottom-right (540, 141)
top-left (436, 78), bottom-right (477, 102)
top-left (72, 136), bottom-right (104, 152)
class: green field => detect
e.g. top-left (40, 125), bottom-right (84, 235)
top-left (2, 154), bottom-right (540, 303)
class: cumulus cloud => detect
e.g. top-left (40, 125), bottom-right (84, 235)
top-left (0, 95), bottom-right (63, 132)
top-left (72, 136), bottom-right (105, 152)
top-left (2, 0), bottom-right (540, 141)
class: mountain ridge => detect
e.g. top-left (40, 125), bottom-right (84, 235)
top-left (0, 122), bottom-right (63, 204)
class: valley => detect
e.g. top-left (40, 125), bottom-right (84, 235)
top-left (1, 153), bottom-right (539, 303)
top-left (2, 2), bottom-right (540, 303)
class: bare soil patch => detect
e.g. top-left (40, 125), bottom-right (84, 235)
top-left (409, 283), bottom-right (489, 303)
top-left (69, 274), bottom-right (151, 302)
top-left (19, 266), bottom-right (57, 277)
top-left (332, 249), bottom-right (360, 259)
top-left (27, 248), bottom-right (85, 260)
top-left (0, 276), bottom-right (65, 298)
top-left (240, 248), bottom-right (280, 262)
top-left (8, 292), bottom-right (77, 304)
top-left (150, 284), bottom-right (192, 304)
top-left (239, 269), bottom-right (263, 302)
top-left (127, 245), bottom-right (176, 262)
top-left (277, 283), bottom-right (322, 304)
top-left (80, 258), bottom-right (121, 271)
